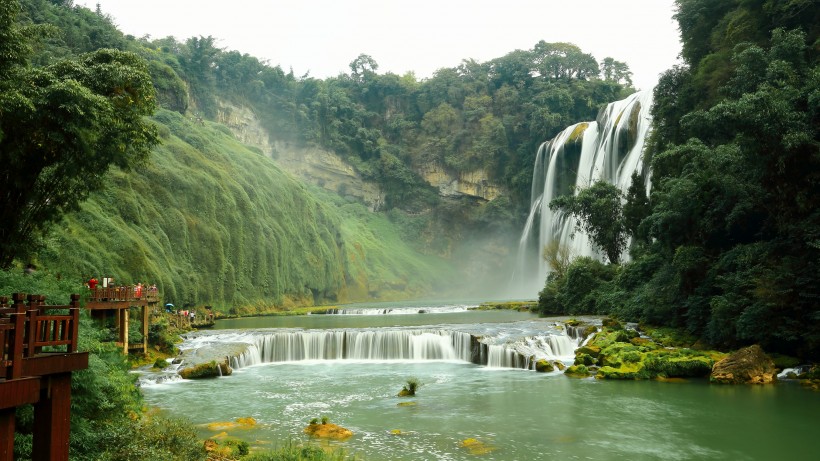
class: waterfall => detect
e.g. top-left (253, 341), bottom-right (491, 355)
top-left (316, 304), bottom-right (474, 315)
top-left (514, 89), bottom-right (654, 294)
top-left (214, 326), bottom-right (584, 371)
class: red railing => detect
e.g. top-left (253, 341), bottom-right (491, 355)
top-left (1, 294), bottom-right (81, 380)
top-left (86, 286), bottom-right (158, 303)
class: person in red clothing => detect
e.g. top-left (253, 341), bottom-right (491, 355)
top-left (88, 277), bottom-right (98, 290)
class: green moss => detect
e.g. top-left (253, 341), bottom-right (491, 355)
top-left (564, 364), bottom-right (591, 378)
top-left (567, 122), bottom-right (589, 143)
top-left (574, 353), bottom-right (596, 366)
top-left (178, 360), bottom-right (231, 379)
top-left (535, 359), bottom-right (555, 372)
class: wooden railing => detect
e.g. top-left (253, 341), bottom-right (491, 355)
top-left (1, 293), bottom-right (88, 461)
top-left (86, 286), bottom-right (158, 303)
top-left (1, 293), bottom-right (81, 379)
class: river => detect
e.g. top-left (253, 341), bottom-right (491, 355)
top-left (139, 302), bottom-right (818, 460)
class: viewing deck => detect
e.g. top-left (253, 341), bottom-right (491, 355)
top-left (1, 293), bottom-right (89, 461)
top-left (84, 286), bottom-right (159, 354)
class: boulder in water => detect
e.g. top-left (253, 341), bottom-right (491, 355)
top-left (179, 360), bottom-right (232, 379)
top-left (535, 359), bottom-right (554, 372)
top-left (304, 422), bottom-right (354, 440)
top-left (710, 345), bottom-right (776, 384)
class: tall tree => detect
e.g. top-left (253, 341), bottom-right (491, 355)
top-left (549, 181), bottom-right (629, 264)
top-left (0, 0), bottom-right (158, 268)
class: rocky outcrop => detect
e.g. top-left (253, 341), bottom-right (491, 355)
top-left (710, 345), bottom-right (777, 384)
top-left (215, 101), bottom-right (274, 156)
top-left (272, 142), bottom-right (382, 209)
top-left (419, 163), bottom-right (501, 201)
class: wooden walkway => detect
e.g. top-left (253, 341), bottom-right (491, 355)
top-left (1, 293), bottom-right (88, 461)
top-left (84, 286), bottom-right (159, 354)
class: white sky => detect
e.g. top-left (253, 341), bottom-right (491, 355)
top-left (76, 0), bottom-right (682, 91)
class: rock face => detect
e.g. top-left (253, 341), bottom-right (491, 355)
top-left (710, 345), bottom-right (777, 384)
top-left (215, 101), bottom-right (275, 156)
top-left (214, 99), bottom-right (382, 209)
top-left (419, 163), bottom-right (501, 201)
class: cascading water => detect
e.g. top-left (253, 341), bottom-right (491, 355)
top-left (137, 321), bottom-right (591, 386)
top-left (514, 89), bottom-right (654, 295)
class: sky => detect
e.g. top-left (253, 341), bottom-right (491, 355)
top-left (76, 0), bottom-right (682, 91)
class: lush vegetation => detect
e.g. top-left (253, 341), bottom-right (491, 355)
top-left (4, 0), bottom-right (638, 311)
top-left (0, 0), bottom-right (158, 268)
top-left (540, 0), bottom-right (819, 360)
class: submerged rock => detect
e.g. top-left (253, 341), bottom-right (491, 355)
top-left (460, 438), bottom-right (496, 455)
top-left (711, 345), bottom-right (776, 384)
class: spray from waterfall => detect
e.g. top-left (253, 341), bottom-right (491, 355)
top-left (513, 89), bottom-right (654, 295)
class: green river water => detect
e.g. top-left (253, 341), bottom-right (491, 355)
top-left (139, 304), bottom-right (818, 460)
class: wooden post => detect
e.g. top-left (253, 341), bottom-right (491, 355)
top-left (121, 308), bottom-right (129, 354)
top-left (141, 305), bottom-right (148, 354)
top-left (10, 294), bottom-right (26, 379)
top-left (69, 295), bottom-right (80, 353)
top-left (32, 373), bottom-right (73, 461)
top-left (0, 409), bottom-right (14, 461)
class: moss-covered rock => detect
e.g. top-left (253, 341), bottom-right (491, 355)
top-left (596, 363), bottom-right (650, 380)
top-left (575, 345), bottom-right (601, 358)
top-left (574, 353), bottom-right (596, 366)
top-left (178, 360), bottom-right (231, 379)
top-left (644, 351), bottom-right (715, 378)
top-left (601, 318), bottom-right (623, 330)
top-left (304, 422), bottom-right (353, 440)
top-left (535, 359), bottom-right (555, 372)
top-left (711, 345), bottom-right (777, 384)
top-left (564, 365), bottom-right (591, 378)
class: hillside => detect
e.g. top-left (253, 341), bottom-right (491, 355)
top-left (35, 109), bottom-right (454, 309)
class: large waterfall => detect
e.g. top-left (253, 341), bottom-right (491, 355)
top-left (515, 89), bottom-right (654, 294)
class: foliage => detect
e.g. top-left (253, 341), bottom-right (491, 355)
top-left (0, 0), bottom-right (158, 268)
top-left (549, 181), bottom-right (629, 264)
top-left (540, 2), bottom-right (819, 360)
top-left (542, 240), bottom-right (573, 279)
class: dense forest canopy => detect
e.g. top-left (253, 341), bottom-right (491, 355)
top-left (541, 0), bottom-right (819, 359)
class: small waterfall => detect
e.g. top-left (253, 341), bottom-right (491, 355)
top-left (202, 325), bottom-right (589, 371)
top-left (317, 305), bottom-right (474, 315)
top-left (514, 90), bottom-right (654, 294)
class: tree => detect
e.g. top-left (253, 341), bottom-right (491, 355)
top-left (349, 53), bottom-right (378, 82)
top-left (0, 0), bottom-right (158, 268)
top-left (600, 57), bottom-right (633, 86)
top-left (549, 181), bottom-right (628, 264)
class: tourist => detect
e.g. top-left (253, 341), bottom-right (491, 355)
top-left (88, 277), bottom-right (98, 290)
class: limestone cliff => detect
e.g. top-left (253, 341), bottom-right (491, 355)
top-left (214, 100), bottom-right (504, 207)
top-left (214, 100), bottom-right (382, 209)
top-left (419, 163), bottom-right (501, 201)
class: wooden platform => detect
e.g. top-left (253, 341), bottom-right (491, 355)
top-left (1, 293), bottom-right (89, 461)
top-left (84, 286), bottom-right (159, 354)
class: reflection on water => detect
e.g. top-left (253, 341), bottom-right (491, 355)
top-left (142, 305), bottom-right (818, 461)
